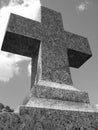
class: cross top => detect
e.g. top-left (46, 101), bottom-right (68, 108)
top-left (1, 6), bottom-right (92, 103)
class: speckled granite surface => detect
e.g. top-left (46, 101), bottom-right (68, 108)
top-left (19, 106), bottom-right (98, 130)
top-left (31, 85), bottom-right (90, 103)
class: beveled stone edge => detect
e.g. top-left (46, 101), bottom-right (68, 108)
top-left (19, 97), bottom-right (98, 113)
top-left (37, 80), bottom-right (79, 91)
top-left (32, 83), bottom-right (90, 104)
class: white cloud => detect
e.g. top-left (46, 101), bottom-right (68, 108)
top-left (0, 51), bottom-right (31, 82)
top-left (9, 0), bottom-right (41, 21)
top-left (0, 52), bottom-right (19, 82)
top-left (0, 0), bottom-right (10, 8)
top-left (77, 1), bottom-right (89, 12)
top-left (76, 0), bottom-right (90, 12)
top-left (0, 0), bottom-right (41, 83)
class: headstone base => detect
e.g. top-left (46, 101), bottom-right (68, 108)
top-left (19, 104), bottom-right (98, 130)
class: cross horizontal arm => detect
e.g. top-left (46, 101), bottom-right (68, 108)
top-left (7, 13), bottom-right (43, 40)
top-left (64, 31), bottom-right (92, 68)
top-left (1, 13), bottom-right (42, 57)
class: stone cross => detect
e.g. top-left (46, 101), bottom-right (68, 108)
top-left (1, 6), bottom-right (92, 103)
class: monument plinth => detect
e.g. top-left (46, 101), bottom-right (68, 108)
top-left (1, 5), bottom-right (98, 130)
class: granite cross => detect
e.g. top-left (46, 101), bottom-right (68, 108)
top-left (1, 6), bottom-right (92, 91)
top-left (1, 6), bottom-right (98, 130)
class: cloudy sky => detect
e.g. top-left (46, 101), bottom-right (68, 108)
top-left (0, 0), bottom-right (98, 109)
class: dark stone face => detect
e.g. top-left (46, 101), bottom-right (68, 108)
top-left (2, 31), bottom-right (40, 58)
top-left (67, 49), bottom-right (91, 68)
top-left (1, 6), bottom-right (92, 87)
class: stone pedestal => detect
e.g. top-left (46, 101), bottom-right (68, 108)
top-left (19, 99), bottom-right (98, 130)
top-left (19, 83), bottom-right (98, 130)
